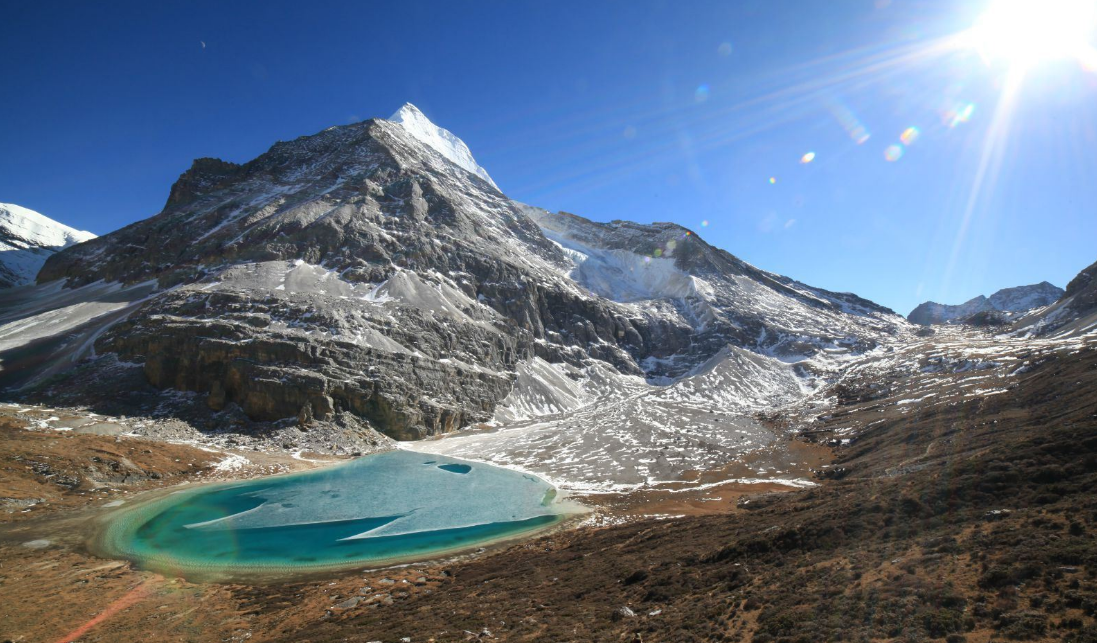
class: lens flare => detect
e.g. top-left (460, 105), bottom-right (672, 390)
top-left (899, 127), bottom-right (920, 145)
top-left (701, 220), bottom-right (709, 227)
top-left (828, 101), bottom-right (872, 144)
top-left (768, 176), bottom-right (777, 184)
top-left (54, 582), bottom-right (152, 643)
top-left (884, 144), bottom-right (904, 161)
top-left (694, 84), bottom-right (710, 103)
top-left (800, 151), bottom-right (816, 163)
top-left (944, 102), bottom-right (976, 128)
top-left (943, 66), bottom-right (1026, 294)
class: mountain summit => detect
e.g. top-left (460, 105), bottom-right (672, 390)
top-left (388, 102), bottom-right (498, 189)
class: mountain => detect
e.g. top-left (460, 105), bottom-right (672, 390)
top-left (1012, 260), bottom-right (1097, 337)
top-left (907, 295), bottom-right (993, 326)
top-left (988, 280), bottom-right (1065, 312)
top-left (0, 203), bottom-right (95, 288)
top-left (907, 281), bottom-right (1063, 325)
top-left (6, 104), bottom-right (904, 480)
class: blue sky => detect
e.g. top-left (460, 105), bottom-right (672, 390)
top-left (2, 0), bottom-right (1095, 315)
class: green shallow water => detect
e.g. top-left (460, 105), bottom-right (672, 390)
top-left (94, 450), bottom-right (567, 580)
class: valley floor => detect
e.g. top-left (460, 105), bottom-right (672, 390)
top-left (1, 328), bottom-right (1095, 642)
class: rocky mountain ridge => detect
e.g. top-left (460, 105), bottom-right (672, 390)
top-left (908, 280), bottom-right (1063, 325)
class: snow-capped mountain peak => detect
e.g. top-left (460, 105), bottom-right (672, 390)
top-left (388, 103), bottom-right (498, 189)
top-left (0, 203), bottom-right (96, 287)
top-left (0, 203), bottom-right (95, 249)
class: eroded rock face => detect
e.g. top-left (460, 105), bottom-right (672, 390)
top-left (102, 285), bottom-right (520, 439)
top-left (35, 113), bottom-right (905, 440)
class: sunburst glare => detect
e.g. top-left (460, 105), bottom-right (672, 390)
top-left (962, 0), bottom-right (1097, 68)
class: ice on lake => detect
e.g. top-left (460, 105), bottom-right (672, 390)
top-left (97, 450), bottom-right (569, 578)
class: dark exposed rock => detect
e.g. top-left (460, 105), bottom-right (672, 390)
top-left (1062, 259), bottom-right (1097, 320)
top-left (962, 309), bottom-right (1009, 327)
top-left (165, 158), bottom-right (244, 209)
top-left (1066, 259), bottom-right (1097, 300)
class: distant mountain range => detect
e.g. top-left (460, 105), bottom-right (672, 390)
top-left (0, 203), bottom-right (95, 288)
top-left (908, 281), bottom-right (1064, 325)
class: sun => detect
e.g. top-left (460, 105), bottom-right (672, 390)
top-left (964, 0), bottom-right (1097, 67)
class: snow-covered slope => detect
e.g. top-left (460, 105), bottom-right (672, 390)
top-left (0, 203), bottom-right (96, 288)
top-left (388, 103), bottom-right (498, 189)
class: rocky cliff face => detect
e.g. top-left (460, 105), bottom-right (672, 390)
top-left (908, 281), bottom-right (1064, 325)
top-left (30, 105), bottom-right (906, 441)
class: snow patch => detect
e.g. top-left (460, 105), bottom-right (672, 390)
top-left (213, 453), bottom-right (251, 472)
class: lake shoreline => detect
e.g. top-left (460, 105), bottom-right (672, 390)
top-left (87, 450), bottom-right (584, 583)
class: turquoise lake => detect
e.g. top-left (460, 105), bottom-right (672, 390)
top-left (95, 450), bottom-right (566, 579)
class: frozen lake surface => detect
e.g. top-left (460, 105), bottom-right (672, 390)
top-left (96, 450), bottom-right (566, 578)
